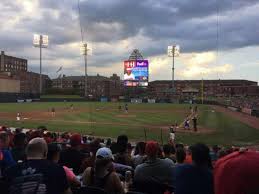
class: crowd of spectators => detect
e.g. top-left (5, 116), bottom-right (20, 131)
top-left (217, 96), bottom-right (259, 110)
top-left (1, 126), bottom-right (259, 194)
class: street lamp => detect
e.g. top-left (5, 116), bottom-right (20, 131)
top-left (80, 43), bottom-right (92, 98)
top-left (33, 34), bottom-right (48, 94)
top-left (168, 45), bottom-right (180, 96)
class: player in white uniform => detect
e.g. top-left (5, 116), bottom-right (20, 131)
top-left (169, 125), bottom-right (176, 144)
top-left (16, 112), bottom-right (21, 121)
top-left (70, 104), bottom-right (74, 111)
top-left (51, 107), bottom-right (56, 117)
top-left (124, 68), bottom-right (135, 80)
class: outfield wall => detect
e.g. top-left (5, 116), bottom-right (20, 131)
top-left (0, 93), bottom-right (40, 103)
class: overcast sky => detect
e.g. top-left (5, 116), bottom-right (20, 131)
top-left (1, 0), bottom-right (259, 82)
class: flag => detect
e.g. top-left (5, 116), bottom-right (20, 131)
top-left (56, 66), bottom-right (62, 73)
top-left (58, 74), bottom-right (62, 79)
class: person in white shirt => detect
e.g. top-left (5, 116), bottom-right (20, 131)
top-left (16, 112), bottom-right (21, 121)
top-left (169, 125), bottom-right (175, 144)
top-left (124, 68), bottom-right (135, 80)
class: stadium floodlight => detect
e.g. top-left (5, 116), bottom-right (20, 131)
top-left (168, 45), bottom-right (180, 57)
top-left (167, 45), bottom-right (180, 96)
top-left (33, 34), bottom-right (49, 94)
top-left (80, 43), bottom-right (92, 98)
top-left (33, 34), bottom-right (49, 48)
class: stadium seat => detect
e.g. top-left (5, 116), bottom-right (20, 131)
top-left (78, 186), bottom-right (108, 194)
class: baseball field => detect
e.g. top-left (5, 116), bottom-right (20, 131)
top-left (0, 101), bottom-right (259, 146)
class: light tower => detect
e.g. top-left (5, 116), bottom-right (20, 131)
top-left (33, 34), bottom-right (49, 94)
top-left (80, 43), bottom-right (92, 98)
top-left (167, 45), bottom-right (180, 96)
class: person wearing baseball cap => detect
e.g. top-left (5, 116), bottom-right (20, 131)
top-left (69, 133), bottom-right (82, 147)
top-left (59, 133), bottom-right (87, 175)
top-left (82, 147), bottom-right (124, 193)
top-left (124, 67), bottom-right (135, 80)
top-left (96, 147), bottom-right (114, 160)
top-left (214, 150), bottom-right (259, 194)
top-left (134, 141), bottom-right (174, 193)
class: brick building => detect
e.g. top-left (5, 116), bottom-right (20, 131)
top-left (0, 74), bottom-right (20, 93)
top-left (13, 71), bottom-right (51, 94)
top-left (148, 79), bottom-right (259, 100)
top-left (0, 51), bottom-right (50, 94)
top-left (52, 74), bottom-right (122, 99)
top-left (0, 51), bottom-right (27, 72)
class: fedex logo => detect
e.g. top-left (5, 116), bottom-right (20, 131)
top-left (137, 61), bottom-right (145, 66)
top-left (136, 60), bottom-right (148, 67)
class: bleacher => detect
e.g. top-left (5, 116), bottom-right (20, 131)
top-left (1, 126), bottom-right (259, 194)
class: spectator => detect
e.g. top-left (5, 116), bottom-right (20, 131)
top-left (59, 133), bottom-right (87, 175)
top-left (134, 141), bottom-right (174, 192)
top-left (184, 146), bottom-right (192, 164)
top-left (0, 132), bottom-right (15, 175)
top-left (217, 148), bottom-right (227, 159)
top-left (0, 126), bottom-right (7, 132)
top-left (127, 143), bottom-right (133, 157)
top-left (106, 138), bottom-right (112, 148)
top-left (112, 135), bottom-right (128, 154)
top-left (4, 138), bottom-right (71, 194)
top-left (114, 135), bottom-right (133, 167)
top-left (214, 150), bottom-right (259, 194)
top-left (47, 143), bottom-right (81, 187)
top-left (210, 145), bottom-right (220, 162)
top-left (175, 143), bottom-right (184, 149)
top-left (163, 144), bottom-right (176, 164)
top-left (132, 142), bottom-right (146, 167)
top-left (82, 147), bottom-right (124, 194)
top-left (81, 138), bottom-right (101, 170)
top-left (174, 143), bottom-right (213, 194)
top-left (11, 133), bottom-right (27, 162)
top-left (175, 147), bottom-right (186, 165)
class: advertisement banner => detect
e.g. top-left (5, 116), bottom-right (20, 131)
top-left (124, 60), bottom-right (149, 87)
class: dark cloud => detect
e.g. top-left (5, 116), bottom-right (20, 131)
top-left (0, 0), bottom-right (259, 77)
top-left (78, 0), bottom-right (259, 52)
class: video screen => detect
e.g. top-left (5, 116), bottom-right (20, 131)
top-left (124, 60), bottom-right (149, 87)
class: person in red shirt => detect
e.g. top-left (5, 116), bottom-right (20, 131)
top-left (214, 150), bottom-right (259, 194)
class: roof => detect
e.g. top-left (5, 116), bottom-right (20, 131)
top-left (0, 51), bottom-right (27, 61)
top-left (52, 75), bottom-right (109, 82)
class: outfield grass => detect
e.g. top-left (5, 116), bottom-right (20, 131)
top-left (0, 102), bottom-right (258, 146)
